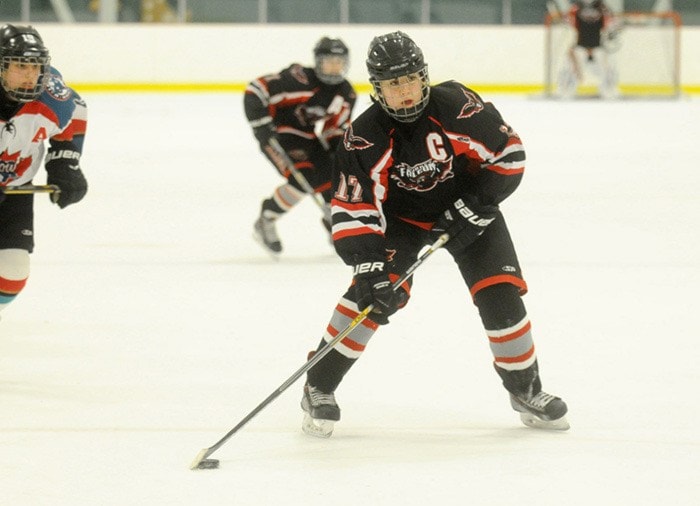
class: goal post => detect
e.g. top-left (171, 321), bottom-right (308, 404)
top-left (544, 10), bottom-right (682, 98)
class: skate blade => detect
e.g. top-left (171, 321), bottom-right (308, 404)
top-left (302, 413), bottom-right (334, 438)
top-left (252, 232), bottom-right (281, 259)
top-left (519, 412), bottom-right (570, 431)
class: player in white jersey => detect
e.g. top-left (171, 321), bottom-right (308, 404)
top-left (0, 24), bottom-right (88, 315)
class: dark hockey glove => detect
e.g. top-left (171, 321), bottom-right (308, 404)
top-left (45, 148), bottom-right (88, 209)
top-left (353, 261), bottom-right (398, 325)
top-left (431, 194), bottom-right (498, 249)
top-left (252, 121), bottom-right (277, 150)
top-left (254, 123), bottom-right (292, 176)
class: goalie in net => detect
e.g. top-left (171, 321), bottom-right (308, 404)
top-left (556, 0), bottom-right (620, 99)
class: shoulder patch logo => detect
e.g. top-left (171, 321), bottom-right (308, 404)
top-left (46, 74), bottom-right (72, 101)
top-left (343, 125), bottom-right (373, 151)
top-left (290, 64), bottom-right (309, 85)
top-left (457, 89), bottom-right (484, 119)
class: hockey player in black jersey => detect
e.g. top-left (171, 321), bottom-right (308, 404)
top-left (300, 31), bottom-right (568, 437)
top-left (244, 37), bottom-right (357, 255)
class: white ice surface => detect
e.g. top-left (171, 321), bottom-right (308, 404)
top-left (1, 92), bottom-right (699, 505)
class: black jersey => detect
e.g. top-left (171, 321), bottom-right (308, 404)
top-left (331, 81), bottom-right (525, 265)
top-left (571, 1), bottom-right (610, 49)
top-left (244, 64), bottom-right (356, 148)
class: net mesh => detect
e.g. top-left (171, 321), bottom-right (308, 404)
top-left (544, 11), bottom-right (681, 98)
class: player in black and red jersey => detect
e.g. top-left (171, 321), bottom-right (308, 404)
top-left (559, 0), bottom-right (619, 98)
top-left (300, 31), bottom-right (568, 437)
top-left (245, 37), bottom-right (356, 255)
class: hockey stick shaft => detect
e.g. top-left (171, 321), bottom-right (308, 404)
top-left (190, 232), bottom-right (450, 468)
top-left (268, 137), bottom-right (328, 213)
top-left (2, 184), bottom-right (60, 195)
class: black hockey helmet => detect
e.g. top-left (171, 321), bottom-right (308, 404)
top-left (313, 36), bottom-right (349, 85)
top-left (0, 24), bottom-right (50, 102)
top-left (366, 31), bottom-right (430, 122)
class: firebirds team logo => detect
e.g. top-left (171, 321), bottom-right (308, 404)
top-left (342, 125), bottom-right (373, 151)
top-left (578, 6), bottom-right (604, 23)
top-left (290, 64), bottom-right (309, 85)
top-left (457, 88), bottom-right (484, 119)
top-left (294, 104), bottom-right (329, 127)
top-left (391, 156), bottom-right (454, 192)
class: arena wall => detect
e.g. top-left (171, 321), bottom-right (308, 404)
top-left (33, 23), bottom-right (700, 94)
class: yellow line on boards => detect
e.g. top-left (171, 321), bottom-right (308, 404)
top-left (68, 82), bottom-right (699, 95)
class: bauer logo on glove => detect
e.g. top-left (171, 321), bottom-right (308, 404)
top-left (431, 195), bottom-right (498, 249)
top-left (454, 198), bottom-right (496, 227)
top-left (352, 261), bottom-right (385, 275)
top-left (45, 143), bottom-right (88, 209)
top-left (45, 149), bottom-right (80, 163)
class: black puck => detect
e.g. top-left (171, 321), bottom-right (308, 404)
top-left (197, 459), bottom-right (220, 470)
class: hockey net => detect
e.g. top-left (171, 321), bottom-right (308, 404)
top-left (544, 11), bottom-right (681, 98)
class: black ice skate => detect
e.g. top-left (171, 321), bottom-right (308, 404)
top-left (301, 384), bottom-right (340, 438)
top-left (510, 390), bottom-right (569, 431)
top-left (253, 215), bottom-right (282, 255)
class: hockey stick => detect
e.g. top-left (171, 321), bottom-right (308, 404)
top-left (2, 184), bottom-right (60, 195)
top-left (190, 232), bottom-right (450, 470)
top-left (267, 137), bottom-right (328, 214)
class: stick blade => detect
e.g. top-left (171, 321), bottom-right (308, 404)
top-left (190, 448), bottom-right (213, 470)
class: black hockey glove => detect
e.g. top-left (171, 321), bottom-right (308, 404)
top-left (253, 122), bottom-right (292, 176)
top-left (45, 146), bottom-right (88, 209)
top-left (252, 121), bottom-right (277, 150)
top-left (431, 194), bottom-right (498, 249)
top-left (353, 261), bottom-right (398, 325)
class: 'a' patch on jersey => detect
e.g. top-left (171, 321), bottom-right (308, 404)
top-left (32, 127), bottom-right (48, 142)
